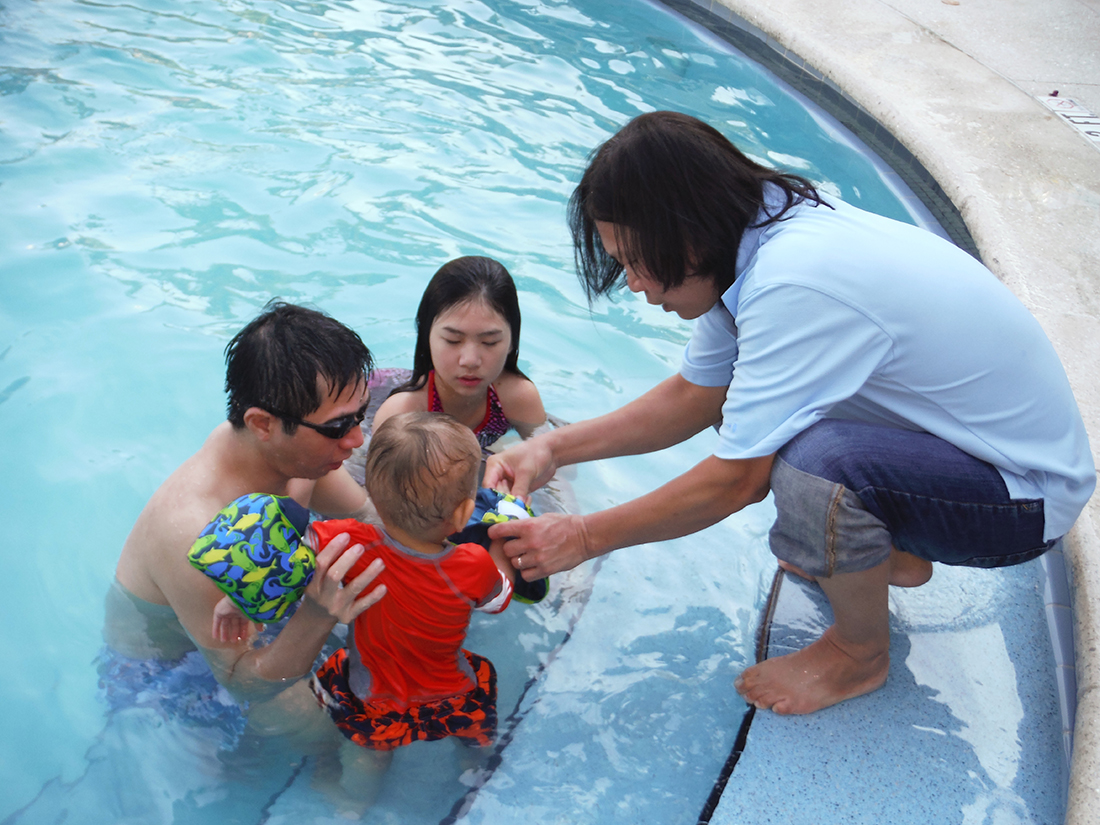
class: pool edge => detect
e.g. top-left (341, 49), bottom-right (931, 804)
top-left (675, 1), bottom-right (1100, 822)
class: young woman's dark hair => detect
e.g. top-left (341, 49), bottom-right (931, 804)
top-left (224, 300), bottom-right (373, 431)
top-left (568, 110), bottom-right (827, 301)
top-left (391, 256), bottom-right (528, 396)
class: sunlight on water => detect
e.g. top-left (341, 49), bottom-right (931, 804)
top-left (0, 0), bottom-right (928, 821)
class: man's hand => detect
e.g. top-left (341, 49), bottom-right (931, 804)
top-left (301, 532), bottom-right (387, 624)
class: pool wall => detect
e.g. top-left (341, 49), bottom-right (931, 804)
top-left (661, 1), bottom-right (1100, 822)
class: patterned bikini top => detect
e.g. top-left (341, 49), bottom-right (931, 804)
top-left (426, 370), bottom-right (510, 450)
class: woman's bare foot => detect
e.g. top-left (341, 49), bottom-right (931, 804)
top-left (778, 549), bottom-right (932, 588)
top-left (734, 625), bottom-right (889, 714)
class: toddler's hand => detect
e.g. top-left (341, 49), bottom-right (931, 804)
top-left (212, 594), bottom-right (262, 644)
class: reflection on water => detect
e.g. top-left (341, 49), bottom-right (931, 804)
top-left (0, 0), bottom-right (930, 822)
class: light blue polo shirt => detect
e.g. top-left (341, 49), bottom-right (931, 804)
top-left (680, 192), bottom-right (1094, 541)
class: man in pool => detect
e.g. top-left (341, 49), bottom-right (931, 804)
top-left (109, 301), bottom-right (386, 738)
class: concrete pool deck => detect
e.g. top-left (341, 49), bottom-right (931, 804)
top-left (677, 0), bottom-right (1099, 821)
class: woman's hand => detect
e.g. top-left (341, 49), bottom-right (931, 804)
top-left (487, 513), bottom-right (595, 579)
top-left (483, 437), bottom-right (558, 500)
top-left (301, 532), bottom-right (387, 624)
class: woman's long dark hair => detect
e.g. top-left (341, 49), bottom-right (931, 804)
top-left (391, 256), bottom-right (528, 397)
top-left (568, 110), bottom-right (827, 301)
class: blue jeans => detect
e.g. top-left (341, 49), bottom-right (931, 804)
top-left (768, 419), bottom-right (1054, 577)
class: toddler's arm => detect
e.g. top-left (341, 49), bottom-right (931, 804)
top-left (470, 538), bottom-right (514, 615)
top-left (487, 537), bottom-right (516, 586)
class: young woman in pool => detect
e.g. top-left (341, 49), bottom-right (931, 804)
top-left (372, 256), bottom-right (546, 448)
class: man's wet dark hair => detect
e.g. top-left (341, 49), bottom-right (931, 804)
top-left (224, 301), bottom-right (373, 432)
top-left (568, 110), bottom-right (827, 301)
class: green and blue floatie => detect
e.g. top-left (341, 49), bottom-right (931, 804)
top-left (188, 493), bottom-right (315, 623)
top-left (452, 488), bottom-right (549, 605)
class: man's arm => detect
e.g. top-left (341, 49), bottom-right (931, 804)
top-left (490, 452), bottom-right (774, 579)
top-left (484, 374), bottom-right (727, 498)
top-left (161, 522), bottom-right (384, 702)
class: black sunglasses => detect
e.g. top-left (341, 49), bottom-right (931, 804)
top-left (266, 402), bottom-right (369, 440)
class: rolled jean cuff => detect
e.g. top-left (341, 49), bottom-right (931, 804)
top-left (766, 419), bottom-right (1053, 578)
top-left (768, 456), bottom-right (893, 577)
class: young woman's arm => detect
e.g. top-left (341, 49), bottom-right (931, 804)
top-left (496, 373), bottom-right (546, 438)
top-left (371, 388), bottom-right (424, 434)
top-left (290, 466), bottom-right (377, 522)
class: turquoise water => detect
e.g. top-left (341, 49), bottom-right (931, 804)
top-left (0, 0), bottom-right (935, 822)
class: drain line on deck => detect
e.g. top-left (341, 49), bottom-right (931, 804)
top-left (697, 567), bottom-right (785, 824)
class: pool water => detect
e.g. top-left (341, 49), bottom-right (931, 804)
top-left (0, 0), bottom-right (940, 822)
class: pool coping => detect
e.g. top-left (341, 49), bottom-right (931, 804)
top-left (663, 1), bottom-right (1100, 821)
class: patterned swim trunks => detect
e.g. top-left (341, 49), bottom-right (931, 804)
top-left (311, 649), bottom-right (497, 751)
top-left (97, 648), bottom-right (247, 746)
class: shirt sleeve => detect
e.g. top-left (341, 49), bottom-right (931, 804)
top-left (680, 303), bottom-right (740, 387)
top-left (474, 569), bottom-right (513, 614)
top-left (309, 520), bottom-right (386, 589)
top-left (713, 283), bottom-right (894, 459)
top-left (451, 543), bottom-right (513, 614)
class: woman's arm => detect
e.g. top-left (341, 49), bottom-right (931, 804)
top-left (484, 374), bottom-right (727, 498)
top-left (490, 452), bottom-right (774, 579)
top-left (290, 465), bottom-right (378, 522)
top-left (371, 389), bottom-right (422, 434)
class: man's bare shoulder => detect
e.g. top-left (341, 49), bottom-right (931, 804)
top-left (116, 424), bottom-right (266, 602)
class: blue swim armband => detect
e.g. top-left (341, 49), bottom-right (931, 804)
top-left (187, 493), bottom-right (315, 623)
top-left (451, 488), bottom-right (549, 605)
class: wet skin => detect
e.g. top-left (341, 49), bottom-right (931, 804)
top-left (427, 299), bottom-right (511, 430)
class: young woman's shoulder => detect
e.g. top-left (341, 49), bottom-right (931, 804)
top-left (494, 372), bottom-right (546, 432)
top-left (372, 387), bottom-right (427, 432)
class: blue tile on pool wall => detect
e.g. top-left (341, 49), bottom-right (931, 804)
top-left (1041, 545), bottom-right (1071, 608)
top-left (1046, 604), bottom-right (1076, 669)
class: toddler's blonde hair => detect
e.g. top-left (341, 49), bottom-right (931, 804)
top-left (365, 411), bottom-right (480, 537)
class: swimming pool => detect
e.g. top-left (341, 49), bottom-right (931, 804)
top-left (0, 0), bottom-right (982, 822)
